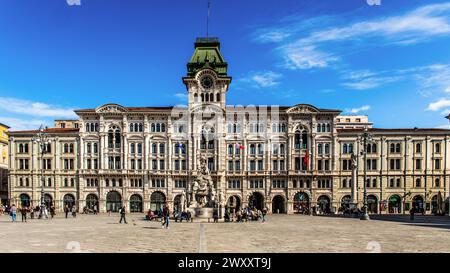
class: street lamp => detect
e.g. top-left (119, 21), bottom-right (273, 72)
top-left (358, 127), bottom-right (373, 220)
top-left (32, 125), bottom-right (51, 219)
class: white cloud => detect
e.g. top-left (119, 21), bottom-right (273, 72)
top-left (0, 97), bottom-right (77, 118)
top-left (255, 31), bottom-right (291, 43)
top-left (427, 98), bottom-right (450, 111)
top-left (174, 93), bottom-right (188, 101)
top-left (241, 71), bottom-right (283, 88)
top-left (281, 45), bottom-right (339, 70)
top-left (0, 116), bottom-right (49, 131)
top-left (256, 3), bottom-right (450, 70)
top-left (445, 87), bottom-right (450, 93)
top-left (436, 124), bottom-right (450, 129)
top-left (345, 105), bottom-right (371, 114)
top-left (340, 69), bottom-right (402, 90)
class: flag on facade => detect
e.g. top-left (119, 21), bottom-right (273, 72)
top-left (303, 150), bottom-right (309, 170)
top-left (235, 143), bottom-right (245, 150)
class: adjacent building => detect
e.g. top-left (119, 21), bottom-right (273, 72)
top-left (7, 38), bottom-right (450, 214)
top-left (0, 123), bottom-right (9, 205)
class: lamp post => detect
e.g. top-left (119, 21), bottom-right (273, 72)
top-left (32, 125), bottom-right (51, 219)
top-left (359, 127), bottom-right (373, 220)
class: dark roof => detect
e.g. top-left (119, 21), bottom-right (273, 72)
top-left (0, 122), bottom-right (10, 129)
top-left (338, 128), bottom-right (450, 134)
top-left (8, 128), bottom-right (79, 135)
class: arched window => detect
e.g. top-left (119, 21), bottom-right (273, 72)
top-left (139, 123), bottom-right (143, 132)
top-left (108, 130), bottom-right (114, 148)
top-left (90, 123), bottom-right (95, 132)
top-left (324, 144), bottom-right (330, 154)
top-left (415, 178), bottom-right (421, 188)
top-left (435, 143), bottom-right (441, 153)
top-left (372, 143), bottom-right (377, 153)
top-left (366, 143), bottom-right (371, 153)
top-left (156, 123), bottom-right (161, 132)
top-left (349, 144), bottom-right (354, 153)
top-left (395, 143), bottom-right (401, 153)
top-left (326, 124), bottom-right (331, 132)
top-left (130, 143), bottom-right (135, 154)
top-left (416, 143), bottom-right (421, 153)
top-left (129, 124), bottom-right (134, 132)
top-left (390, 143), bottom-right (395, 153)
top-left (64, 143), bottom-right (69, 153)
top-left (151, 123), bottom-right (155, 132)
top-left (317, 124), bottom-right (321, 132)
top-left (210, 93), bottom-right (214, 102)
top-left (161, 123), bottom-right (166, 132)
top-left (134, 123), bottom-right (138, 132)
top-left (250, 144), bottom-right (256, 155)
top-left (343, 144), bottom-right (348, 154)
top-left (137, 143), bottom-right (142, 154)
top-left (318, 144), bottom-right (323, 155)
top-left (194, 93), bottom-right (198, 102)
top-left (257, 144), bottom-right (263, 155)
top-left (216, 93), bottom-right (220, 102)
top-left (435, 178), bottom-right (440, 187)
top-left (115, 129), bottom-right (121, 148)
top-left (69, 143), bottom-right (74, 153)
top-left (321, 124), bottom-right (326, 132)
top-left (159, 143), bottom-right (165, 154)
top-left (201, 94), bottom-right (204, 102)
top-left (228, 144), bottom-right (233, 155)
top-left (152, 143), bottom-right (157, 153)
top-left (280, 144), bottom-right (285, 154)
top-left (85, 123), bottom-right (90, 132)
top-left (342, 179), bottom-right (347, 188)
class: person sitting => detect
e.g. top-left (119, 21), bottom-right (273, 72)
top-left (146, 210), bottom-right (157, 221)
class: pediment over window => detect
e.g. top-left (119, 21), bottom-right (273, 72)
top-left (287, 104), bottom-right (320, 114)
top-left (95, 103), bottom-right (129, 114)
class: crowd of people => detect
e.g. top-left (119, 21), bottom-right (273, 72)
top-left (1, 203), bottom-right (58, 222)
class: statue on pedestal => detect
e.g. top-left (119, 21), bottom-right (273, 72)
top-left (190, 154), bottom-right (215, 208)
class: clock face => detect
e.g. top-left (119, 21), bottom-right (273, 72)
top-left (201, 76), bottom-right (214, 89)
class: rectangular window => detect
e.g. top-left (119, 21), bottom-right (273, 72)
top-left (435, 159), bottom-right (441, 170)
top-left (415, 159), bottom-right (422, 170)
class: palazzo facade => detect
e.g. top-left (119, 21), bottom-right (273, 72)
top-left (7, 38), bottom-right (450, 214)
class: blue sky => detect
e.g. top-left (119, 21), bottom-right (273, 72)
top-left (1, 0), bottom-right (450, 130)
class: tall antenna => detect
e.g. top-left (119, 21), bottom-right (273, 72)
top-left (206, 0), bottom-right (211, 37)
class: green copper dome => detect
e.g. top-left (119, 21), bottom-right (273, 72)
top-left (186, 37), bottom-right (228, 77)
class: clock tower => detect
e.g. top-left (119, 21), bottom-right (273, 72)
top-left (182, 37), bottom-right (232, 110)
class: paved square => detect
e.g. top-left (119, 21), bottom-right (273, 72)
top-left (0, 214), bottom-right (449, 253)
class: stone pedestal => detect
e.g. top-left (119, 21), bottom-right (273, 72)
top-left (193, 207), bottom-right (214, 218)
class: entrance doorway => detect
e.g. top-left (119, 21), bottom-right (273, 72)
top-left (272, 195), bottom-right (286, 214)
top-left (106, 191), bottom-right (122, 212)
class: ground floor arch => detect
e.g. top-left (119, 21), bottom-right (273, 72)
top-left (248, 192), bottom-right (264, 210)
top-left (86, 194), bottom-right (98, 211)
top-left (317, 195), bottom-right (331, 214)
top-left (106, 191), bottom-right (122, 212)
top-left (340, 195), bottom-right (352, 209)
top-left (130, 194), bottom-right (143, 213)
top-left (412, 195), bottom-right (424, 213)
top-left (293, 192), bottom-right (309, 214)
top-left (43, 193), bottom-right (53, 208)
top-left (272, 195), bottom-right (286, 214)
top-left (367, 195), bottom-right (378, 214)
top-left (388, 194), bottom-right (402, 214)
top-left (63, 194), bottom-right (76, 208)
top-left (227, 195), bottom-right (241, 213)
top-left (150, 191), bottom-right (166, 213)
top-left (19, 193), bottom-right (31, 208)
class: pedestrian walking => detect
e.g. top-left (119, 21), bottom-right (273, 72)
top-left (409, 207), bottom-right (415, 221)
top-left (71, 206), bottom-right (77, 218)
top-left (65, 205), bottom-right (69, 218)
top-left (213, 209), bottom-right (219, 223)
top-left (262, 207), bottom-right (267, 223)
top-left (93, 205), bottom-right (98, 215)
top-left (21, 206), bottom-right (28, 222)
top-left (119, 206), bottom-right (127, 224)
top-left (10, 204), bottom-right (17, 222)
top-left (50, 206), bottom-right (55, 219)
top-left (162, 205), bottom-right (170, 229)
